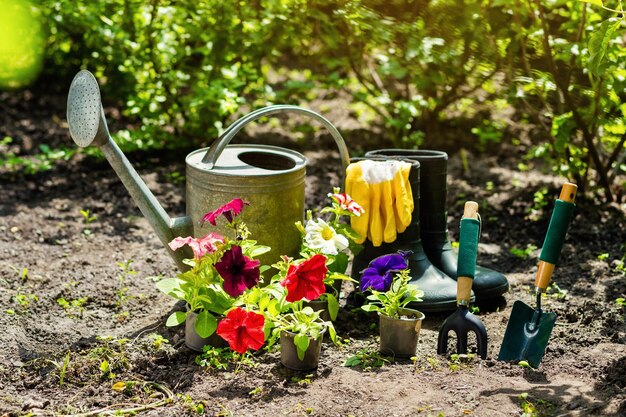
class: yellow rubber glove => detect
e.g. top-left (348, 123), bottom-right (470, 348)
top-left (392, 162), bottom-right (413, 233)
top-left (346, 162), bottom-right (369, 244)
top-left (345, 160), bottom-right (414, 246)
top-left (380, 164), bottom-right (397, 243)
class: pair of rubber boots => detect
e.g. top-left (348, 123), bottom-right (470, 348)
top-left (351, 149), bottom-right (509, 313)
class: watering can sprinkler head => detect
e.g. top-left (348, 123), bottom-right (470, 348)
top-left (67, 70), bottom-right (111, 148)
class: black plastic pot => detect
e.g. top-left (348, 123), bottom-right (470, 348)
top-left (185, 312), bottom-right (227, 352)
top-left (304, 299), bottom-right (331, 322)
top-left (280, 329), bottom-right (326, 371)
top-left (379, 307), bottom-right (425, 358)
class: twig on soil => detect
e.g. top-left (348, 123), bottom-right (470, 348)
top-left (53, 381), bottom-right (174, 417)
top-left (129, 324), bottom-right (161, 346)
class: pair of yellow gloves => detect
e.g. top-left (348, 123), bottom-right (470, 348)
top-left (345, 159), bottom-right (414, 247)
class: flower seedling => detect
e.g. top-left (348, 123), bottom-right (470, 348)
top-left (157, 198), bottom-right (270, 352)
top-left (267, 254), bottom-right (339, 360)
top-left (360, 253), bottom-right (424, 319)
top-left (293, 190), bottom-right (363, 319)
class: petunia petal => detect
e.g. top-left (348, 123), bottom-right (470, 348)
top-left (216, 308), bottom-right (265, 354)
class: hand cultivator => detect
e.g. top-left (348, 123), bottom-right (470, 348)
top-left (437, 201), bottom-right (488, 359)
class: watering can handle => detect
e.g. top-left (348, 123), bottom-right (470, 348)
top-left (200, 105), bottom-right (351, 171)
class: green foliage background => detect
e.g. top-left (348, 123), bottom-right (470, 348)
top-left (27, 0), bottom-right (626, 200)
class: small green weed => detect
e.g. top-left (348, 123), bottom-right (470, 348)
top-left (343, 348), bottom-right (390, 370)
top-left (526, 187), bottom-right (548, 221)
top-left (195, 346), bottom-right (255, 371)
top-left (447, 353), bottom-right (476, 372)
top-left (597, 252), bottom-right (609, 260)
top-left (12, 291), bottom-right (38, 309)
top-left (178, 393), bottom-right (206, 414)
top-left (80, 209), bottom-right (97, 236)
top-left (518, 392), bottom-right (555, 417)
top-left (115, 259), bottom-right (137, 308)
top-left (616, 298), bottom-right (625, 307)
top-left (510, 244), bottom-right (538, 260)
top-left (57, 297), bottom-right (88, 318)
top-left (546, 283), bottom-right (568, 300)
top-left (147, 333), bottom-right (170, 350)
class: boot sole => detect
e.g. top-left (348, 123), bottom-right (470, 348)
top-left (474, 282), bottom-right (510, 301)
top-left (406, 296), bottom-right (476, 314)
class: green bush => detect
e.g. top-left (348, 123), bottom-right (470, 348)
top-left (496, 0), bottom-right (626, 201)
top-left (31, 0), bottom-right (626, 200)
top-left (37, 0), bottom-right (305, 149)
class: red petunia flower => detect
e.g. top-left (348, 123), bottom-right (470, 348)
top-left (281, 254), bottom-right (328, 302)
top-left (168, 233), bottom-right (225, 259)
top-left (215, 245), bottom-right (260, 298)
top-left (216, 307), bottom-right (265, 354)
top-left (329, 192), bottom-right (365, 216)
top-left (201, 198), bottom-right (249, 226)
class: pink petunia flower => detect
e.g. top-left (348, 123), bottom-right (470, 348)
top-left (329, 192), bottom-right (365, 216)
top-left (201, 198), bottom-right (249, 226)
top-left (168, 233), bottom-right (225, 259)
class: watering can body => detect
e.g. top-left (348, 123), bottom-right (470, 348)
top-left (66, 70), bottom-right (350, 271)
top-left (185, 145), bottom-right (306, 267)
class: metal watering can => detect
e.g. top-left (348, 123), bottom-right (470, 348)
top-left (66, 70), bottom-right (350, 271)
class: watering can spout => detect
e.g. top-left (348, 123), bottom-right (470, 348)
top-left (99, 140), bottom-right (193, 270)
top-left (67, 70), bottom-right (192, 271)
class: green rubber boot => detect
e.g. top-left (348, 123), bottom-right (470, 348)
top-left (350, 156), bottom-right (463, 313)
top-left (364, 149), bottom-right (509, 302)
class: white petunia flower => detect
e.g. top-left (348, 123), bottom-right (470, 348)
top-left (304, 219), bottom-right (349, 255)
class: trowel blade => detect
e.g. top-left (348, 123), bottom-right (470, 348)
top-left (498, 300), bottom-right (557, 368)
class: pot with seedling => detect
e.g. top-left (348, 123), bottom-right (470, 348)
top-left (268, 253), bottom-right (340, 370)
top-left (361, 252), bottom-right (425, 358)
top-left (156, 198), bottom-right (270, 352)
top-left (66, 70), bottom-right (350, 271)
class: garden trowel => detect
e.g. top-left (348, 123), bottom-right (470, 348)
top-left (498, 182), bottom-right (577, 368)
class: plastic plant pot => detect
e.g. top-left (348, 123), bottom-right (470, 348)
top-left (279, 328), bottom-right (326, 371)
top-left (379, 307), bottom-right (425, 358)
top-left (185, 312), bottom-right (227, 352)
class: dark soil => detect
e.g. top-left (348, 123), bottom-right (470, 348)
top-left (0, 89), bottom-right (625, 417)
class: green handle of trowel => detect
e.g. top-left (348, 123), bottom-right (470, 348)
top-left (535, 183), bottom-right (577, 290)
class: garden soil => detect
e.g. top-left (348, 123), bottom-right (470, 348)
top-left (1, 89), bottom-right (625, 417)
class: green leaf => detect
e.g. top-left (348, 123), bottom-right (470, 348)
top-left (194, 311), bottom-right (218, 338)
top-left (327, 323), bottom-right (337, 344)
top-left (294, 334), bottom-right (310, 361)
top-left (165, 311), bottom-right (186, 327)
top-left (328, 252), bottom-right (349, 274)
top-left (361, 303), bottom-right (381, 313)
top-left (588, 18), bottom-right (621, 76)
top-left (326, 293), bottom-right (339, 321)
top-left (155, 278), bottom-right (183, 299)
top-left (343, 355), bottom-right (361, 367)
top-left (580, 0), bottom-right (603, 6)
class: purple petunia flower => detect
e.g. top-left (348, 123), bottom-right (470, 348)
top-left (359, 252), bottom-right (409, 292)
top-left (215, 245), bottom-right (260, 298)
